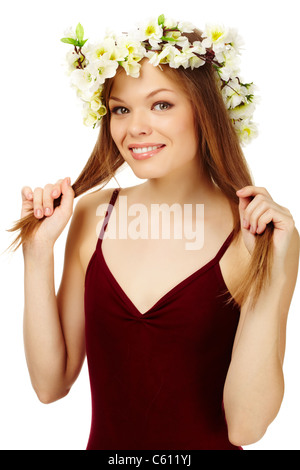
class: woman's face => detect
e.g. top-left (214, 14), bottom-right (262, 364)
top-left (109, 60), bottom-right (199, 180)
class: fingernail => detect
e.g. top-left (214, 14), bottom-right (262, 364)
top-left (66, 177), bottom-right (71, 186)
top-left (45, 208), bottom-right (51, 216)
top-left (36, 209), bottom-right (42, 218)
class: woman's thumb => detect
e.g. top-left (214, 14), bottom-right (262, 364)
top-left (60, 177), bottom-right (75, 212)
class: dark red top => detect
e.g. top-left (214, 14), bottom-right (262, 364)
top-left (84, 188), bottom-right (241, 450)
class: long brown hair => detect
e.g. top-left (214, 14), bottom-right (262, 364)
top-left (7, 29), bottom-right (274, 309)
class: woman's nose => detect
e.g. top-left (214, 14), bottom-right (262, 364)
top-left (127, 110), bottom-right (152, 137)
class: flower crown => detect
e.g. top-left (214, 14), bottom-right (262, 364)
top-left (61, 14), bottom-right (258, 145)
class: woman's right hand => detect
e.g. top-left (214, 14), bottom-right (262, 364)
top-left (21, 177), bottom-right (75, 246)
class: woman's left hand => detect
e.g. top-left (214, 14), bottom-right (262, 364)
top-left (236, 186), bottom-right (295, 258)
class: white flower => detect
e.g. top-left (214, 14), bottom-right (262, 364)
top-left (147, 50), bottom-right (162, 66)
top-left (174, 35), bottom-right (190, 49)
top-left (88, 90), bottom-right (104, 111)
top-left (226, 28), bottom-right (244, 55)
top-left (65, 49), bottom-right (82, 74)
top-left (70, 55), bottom-right (118, 97)
top-left (82, 100), bottom-right (107, 127)
top-left (234, 119), bottom-right (258, 145)
top-left (218, 65), bottom-right (234, 82)
top-left (89, 38), bottom-right (119, 61)
top-left (163, 29), bottom-right (181, 42)
top-left (144, 49), bottom-right (157, 62)
top-left (173, 52), bottom-right (191, 69)
top-left (202, 24), bottom-right (228, 54)
top-left (161, 17), bottom-right (182, 42)
top-left (87, 39), bottom-right (128, 65)
top-left (103, 28), bottom-right (117, 42)
top-left (148, 44), bottom-right (179, 67)
top-left (229, 101), bottom-right (256, 120)
top-left (178, 20), bottom-right (195, 33)
top-left (83, 107), bottom-right (100, 127)
top-left (121, 57), bottom-right (141, 77)
top-left (163, 17), bottom-right (178, 30)
top-left (70, 66), bottom-right (96, 92)
top-left (90, 57), bottom-right (119, 85)
top-left (186, 41), bottom-right (206, 68)
top-left (190, 40), bottom-right (206, 56)
top-left (116, 36), bottom-right (145, 61)
top-left (189, 54), bottom-right (206, 69)
top-left (136, 17), bottom-right (164, 49)
top-left (222, 78), bottom-right (244, 108)
top-left (221, 79), bottom-right (257, 122)
top-left (226, 50), bottom-right (241, 74)
top-left (169, 43), bottom-right (194, 69)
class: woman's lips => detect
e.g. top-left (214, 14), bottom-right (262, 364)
top-left (129, 144), bottom-right (166, 160)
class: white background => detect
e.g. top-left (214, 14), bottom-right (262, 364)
top-left (0, 0), bottom-right (299, 450)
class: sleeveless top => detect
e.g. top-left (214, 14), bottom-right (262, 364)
top-left (84, 188), bottom-right (241, 450)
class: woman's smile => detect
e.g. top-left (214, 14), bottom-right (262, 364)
top-left (129, 143), bottom-right (166, 160)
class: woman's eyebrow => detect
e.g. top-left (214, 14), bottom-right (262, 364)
top-left (109, 88), bottom-right (175, 102)
top-left (147, 88), bottom-right (175, 98)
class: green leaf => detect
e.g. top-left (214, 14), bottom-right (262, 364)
top-left (161, 36), bottom-right (177, 42)
top-left (78, 38), bottom-right (88, 47)
top-left (76, 23), bottom-right (84, 42)
top-left (158, 14), bottom-right (165, 26)
top-left (60, 37), bottom-right (79, 46)
top-left (240, 81), bottom-right (253, 89)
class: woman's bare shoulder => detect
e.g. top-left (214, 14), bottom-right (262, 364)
top-left (71, 187), bottom-right (121, 274)
top-left (74, 186), bottom-right (118, 213)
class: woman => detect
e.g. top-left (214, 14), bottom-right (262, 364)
top-left (9, 16), bottom-right (299, 450)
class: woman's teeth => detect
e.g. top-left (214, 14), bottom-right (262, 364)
top-left (132, 145), bottom-right (162, 154)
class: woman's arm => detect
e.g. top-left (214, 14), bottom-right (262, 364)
top-left (22, 178), bottom-right (86, 403)
top-left (223, 186), bottom-right (300, 446)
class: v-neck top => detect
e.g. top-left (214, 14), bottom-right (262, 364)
top-left (84, 187), bottom-right (241, 450)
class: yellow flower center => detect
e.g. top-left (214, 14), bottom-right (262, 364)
top-left (96, 47), bottom-right (106, 58)
top-left (146, 25), bottom-right (156, 36)
top-left (212, 30), bottom-right (223, 42)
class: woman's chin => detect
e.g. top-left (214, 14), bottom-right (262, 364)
top-left (126, 163), bottom-right (167, 181)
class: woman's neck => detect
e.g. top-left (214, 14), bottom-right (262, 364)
top-left (140, 160), bottom-right (219, 206)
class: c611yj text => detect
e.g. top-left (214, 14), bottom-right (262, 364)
top-left (108, 454), bottom-right (191, 467)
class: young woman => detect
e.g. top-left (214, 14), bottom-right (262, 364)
top-left (9, 17), bottom-right (299, 450)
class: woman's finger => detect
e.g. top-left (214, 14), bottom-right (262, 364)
top-left (51, 179), bottom-right (64, 198)
top-left (21, 186), bottom-right (34, 202)
top-left (236, 186), bottom-right (272, 199)
top-left (43, 184), bottom-right (56, 216)
top-left (33, 187), bottom-right (44, 219)
top-left (243, 195), bottom-right (272, 232)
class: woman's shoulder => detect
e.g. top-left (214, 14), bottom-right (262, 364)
top-left (72, 185), bottom-right (122, 239)
top-left (70, 187), bottom-right (122, 274)
top-left (74, 186), bottom-right (119, 213)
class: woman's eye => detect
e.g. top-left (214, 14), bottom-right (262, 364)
top-left (111, 106), bottom-right (129, 115)
top-left (153, 102), bottom-right (172, 111)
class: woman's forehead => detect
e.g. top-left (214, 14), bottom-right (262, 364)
top-left (110, 60), bottom-right (182, 97)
